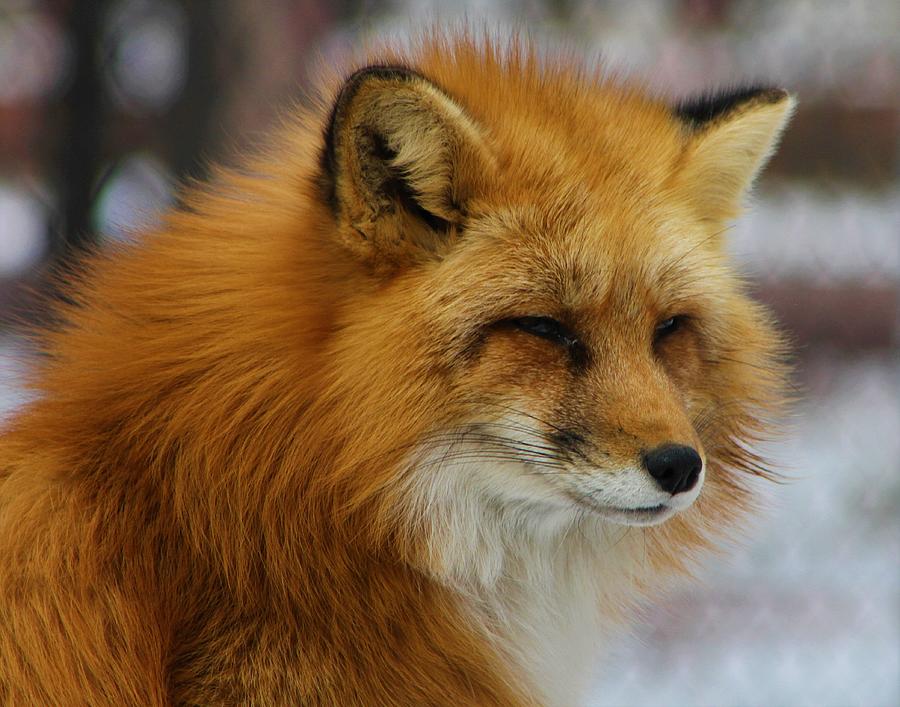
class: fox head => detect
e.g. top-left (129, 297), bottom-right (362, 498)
top-left (309, 42), bottom-right (793, 586)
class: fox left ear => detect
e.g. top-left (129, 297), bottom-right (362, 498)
top-left (673, 87), bottom-right (796, 222)
top-left (319, 65), bottom-right (496, 272)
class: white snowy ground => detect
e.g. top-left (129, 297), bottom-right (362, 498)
top-left (0, 338), bottom-right (30, 419)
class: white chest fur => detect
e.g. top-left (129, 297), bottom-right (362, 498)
top-left (470, 517), bottom-right (643, 706)
top-left (486, 556), bottom-right (607, 704)
top-left (403, 452), bottom-right (650, 705)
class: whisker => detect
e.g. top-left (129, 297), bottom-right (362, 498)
top-left (478, 401), bottom-right (571, 437)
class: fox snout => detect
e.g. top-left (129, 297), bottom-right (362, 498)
top-left (544, 367), bottom-right (709, 524)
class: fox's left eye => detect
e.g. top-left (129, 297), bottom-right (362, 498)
top-left (506, 316), bottom-right (578, 348)
top-left (654, 315), bottom-right (686, 342)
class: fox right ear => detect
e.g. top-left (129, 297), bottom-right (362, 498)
top-left (673, 87), bottom-right (795, 224)
top-left (319, 66), bottom-right (495, 272)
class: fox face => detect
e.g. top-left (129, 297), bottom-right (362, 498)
top-left (320, 57), bottom-right (792, 571)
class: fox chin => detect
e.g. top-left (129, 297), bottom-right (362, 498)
top-left (0, 33), bottom-right (793, 706)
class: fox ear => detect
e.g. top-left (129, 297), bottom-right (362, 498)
top-left (673, 88), bottom-right (795, 223)
top-left (319, 65), bottom-right (495, 271)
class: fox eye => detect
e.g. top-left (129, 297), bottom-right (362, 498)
top-left (506, 316), bottom-right (578, 348)
top-left (654, 315), bottom-right (685, 342)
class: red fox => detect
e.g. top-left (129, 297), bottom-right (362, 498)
top-left (0, 34), bottom-right (793, 705)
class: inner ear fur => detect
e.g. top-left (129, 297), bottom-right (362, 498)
top-left (320, 65), bottom-right (495, 270)
top-left (673, 87), bottom-right (795, 223)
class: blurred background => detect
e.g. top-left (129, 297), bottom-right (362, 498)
top-left (0, 1), bottom-right (896, 705)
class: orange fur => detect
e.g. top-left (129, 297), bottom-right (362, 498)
top-left (0, 34), bottom-right (793, 705)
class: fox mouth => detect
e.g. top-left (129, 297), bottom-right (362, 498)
top-left (594, 503), bottom-right (673, 526)
top-left (568, 495), bottom-right (676, 526)
top-left (613, 504), bottom-right (667, 515)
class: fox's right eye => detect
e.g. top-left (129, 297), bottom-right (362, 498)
top-left (504, 316), bottom-right (578, 348)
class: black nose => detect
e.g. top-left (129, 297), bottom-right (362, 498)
top-left (643, 444), bottom-right (702, 495)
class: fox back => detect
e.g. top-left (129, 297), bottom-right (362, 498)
top-left (0, 34), bottom-right (793, 705)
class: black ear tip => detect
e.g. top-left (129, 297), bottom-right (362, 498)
top-left (318, 64), bottom-right (423, 212)
top-left (674, 85), bottom-right (790, 127)
top-left (762, 88), bottom-right (790, 101)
